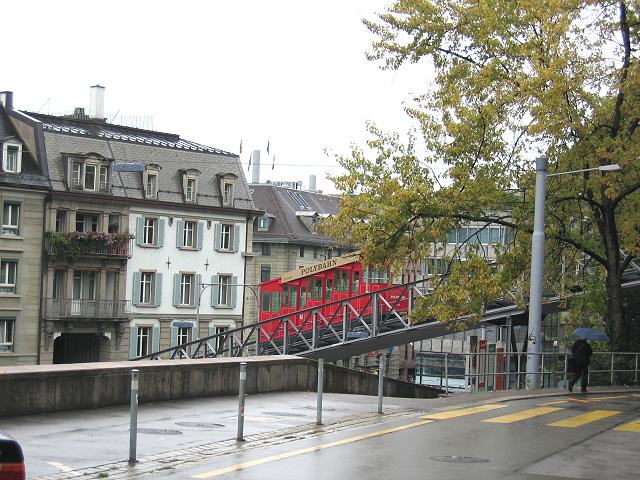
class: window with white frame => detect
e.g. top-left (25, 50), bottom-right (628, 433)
top-left (217, 275), bottom-right (231, 306)
top-left (2, 203), bottom-right (20, 235)
top-left (257, 216), bottom-right (270, 230)
top-left (139, 272), bottom-right (155, 304)
top-left (220, 224), bottom-right (232, 250)
top-left (0, 318), bottom-right (14, 352)
top-left (0, 260), bottom-right (17, 293)
top-left (183, 221), bottom-right (196, 248)
top-left (84, 164), bottom-right (97, 191)
top-left (2, 143), bottom-right (22, 173)
top-left (180, 273), bottom-right (194, 305)
top-left (146, 173), bottom-right (158, 198)
top-left (177, 327), bottom-right (191, 346)
top-left (143, 218), bottom-right (156, 245)
top-left (99, 165), bottom-right (110, 192)
top-left (71, 161), bottom-right (83, 189)
top-left (137, 326), bottom-right (152, 357)
top-left (185, 178), bottom-right (196, 201)
top-left (55, 210), bottom-right (67, 233)
top-left (214, 326), bottom-right (229, 352)
top-left (76, 213), bottom-right (99, 233)
top-left (222, 180), bottom-right (234, 206)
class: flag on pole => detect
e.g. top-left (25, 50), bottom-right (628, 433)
top-left (272, 154), bottom-right (275, 170)
top-left (247, 151), bottom-right (252, 172)
top-left (266, 140), bottom-right (270, 154)
top-left (239, 139), bottom-right (243, 154)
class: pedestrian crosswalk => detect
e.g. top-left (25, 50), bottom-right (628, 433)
top-left (421, 396), bottom-right (640, 432)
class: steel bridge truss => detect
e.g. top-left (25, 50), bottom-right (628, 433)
top-left (134, 279), bottom-right (430, 361)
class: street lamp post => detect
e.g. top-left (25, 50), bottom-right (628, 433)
top-left (525, 159), bottom-right (621, 389)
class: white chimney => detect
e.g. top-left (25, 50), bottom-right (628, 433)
top-left (89, 85), bottom-right (105, 119)
top-left (308, 175), bottom-right (317, 192)
top-left (251, 150), bottom-right (261, 183)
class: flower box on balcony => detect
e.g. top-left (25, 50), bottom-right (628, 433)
top-left (45, 231), bottom-right (134, 260)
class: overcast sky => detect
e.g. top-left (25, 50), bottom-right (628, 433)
top-left (4, 0), bottom-right (429, 193)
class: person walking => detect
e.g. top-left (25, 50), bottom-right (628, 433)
top-left (568, 338), bottom-right (593, 393)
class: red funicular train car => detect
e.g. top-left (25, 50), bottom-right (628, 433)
top-left (258, 251), bottom-right (411, 342)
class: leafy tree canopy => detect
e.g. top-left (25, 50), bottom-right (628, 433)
top-left (324, 0), bottom-right (640, 346)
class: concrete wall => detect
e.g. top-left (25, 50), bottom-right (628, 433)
top-left (0, 356), bottom-right (441, 417)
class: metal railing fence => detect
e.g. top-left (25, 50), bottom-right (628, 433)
top-left (416, 351), bottom-right (640, 394)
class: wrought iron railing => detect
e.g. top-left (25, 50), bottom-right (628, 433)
top-left (44, 299), bottom-right (130, 320)
top-left (45, 235), bottom-right (132, 258)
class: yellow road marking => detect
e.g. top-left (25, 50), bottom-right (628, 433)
top-left (615, 418), bottom-right (640, 432)
top-left (538, 400), bottom-right (569, 406)
top-left (421, 404), bottom-right (508, 420)
top-left (483, 407), bottom-right (563, 424)
top-left (567, 397), bottom-right (590, 404)
top-left (548, 410), bottom-right (620, 428)
top-left (192, 419), bottom-right (433, 478)
top-left (588, 395), bottom-right (629, 401)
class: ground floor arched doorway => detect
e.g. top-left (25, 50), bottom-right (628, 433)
top-left (53, 333), bottom-right (101, 364)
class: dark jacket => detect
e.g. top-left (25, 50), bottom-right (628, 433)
top-left (572, 339), bottom-right (593, 367)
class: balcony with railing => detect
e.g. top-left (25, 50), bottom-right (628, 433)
top-left (45, 231), bottom-right (133, 259)
top-left (44, 299), bottom-right (130, 321)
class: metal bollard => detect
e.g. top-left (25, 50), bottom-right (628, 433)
top-left (610, 353), bottom-right (615, 385)
top-left (444, 353), bottom-right (449, 395)
top-left (316, 358), bottom-right (324, 425)
top-left (237, 362), bottom-right (247, 441)
top-left (377, 354), bottom-right (385, 414)
top-left (129, 369), bottom-right (139, 464)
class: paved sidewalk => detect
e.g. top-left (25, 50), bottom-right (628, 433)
top-left (3, 386), bottom-right (638, 480)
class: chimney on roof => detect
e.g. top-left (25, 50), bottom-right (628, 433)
top-left (251, 150), bottom-right (261, 183)
top-left (0, 91), bottom-right (13, 109)
top-left (308, 175), bottom-right (317, 192)
top-left (89, 85), bottom-right (105, 119)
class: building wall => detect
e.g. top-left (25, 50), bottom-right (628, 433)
top-left (0, 187), bottom-right (46, 366)
top-left (39, 196), bottom-right (131, 364)
top-left (126, 209), bottom-right (249, 357)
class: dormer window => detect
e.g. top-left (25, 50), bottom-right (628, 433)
top-left (257, 215), bottom-right (272, 231)
top-left (2, 143), bottom-right (22, 173)
top-left (67, 156), bottom-right (111, 193)
top-left (182, 169), bottom-right (201, 203)
top-left (223, 181), bottom-right (234, 206)
top-left (143, 164), bottom-right (161, 199)
top-left (186, 178), bottom-right (196, 201)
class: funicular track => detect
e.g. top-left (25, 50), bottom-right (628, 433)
top-left (133, 278), bottom-right (640, 363)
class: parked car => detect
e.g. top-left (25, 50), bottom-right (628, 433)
top-left (0, 431), bottom-right (25, 480)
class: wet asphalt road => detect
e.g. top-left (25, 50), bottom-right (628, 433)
top-left (2, 390), bottom-right (639, 479)
top-left (155, 394), bottom-right (640, 480)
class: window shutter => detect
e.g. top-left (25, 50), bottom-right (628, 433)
top-left (191, 323), bottom-right (199, 355)
top-left (157, 218), bottom-right (165, 247)
top-left (211, 275), bottom-right (219, 306)
top-left (214, 223), bottom-right (222, 251)
top-left (129, 326), bottom-right (138, 359)
top-left (231, 275), bottom-right (238, 307)
top-left (176, 220), bottom-right (184, 248)
top-left (233, 225), bottom-right (241, 252)
top-left (152, 325), bottom-right (160, 353)
top-left (135, 217), bottom-right (143, 246)
top-left (196, 274), bottom-right (202, 307)
top-left (170, 325), bottom-right (178, 347)
top-left (196, 222), bottom-right (204, 250)
top-left (154, 273), bottom-right (162, 306)
top-left (173, 273), bottom-right (181, 306)
top-left (132, 272), bottom-right (141, 305)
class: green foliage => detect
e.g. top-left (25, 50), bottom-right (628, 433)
top-left (46, 231), bottom-right (134, 261)
top-left (325, 0), bottom-right (640, 343)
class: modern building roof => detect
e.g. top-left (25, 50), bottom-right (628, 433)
top-left (250, 183), bottom-right (343, 246)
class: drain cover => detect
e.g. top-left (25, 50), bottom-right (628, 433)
top-left (136, 428), bottom-right (183, 435)
top-left (175, 422), bottom-right (224, 428)
top-left (431, 456), bottom-right (490, 464)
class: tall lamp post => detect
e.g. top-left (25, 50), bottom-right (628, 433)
top-left (525, 158), bottom-right (621, 390)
